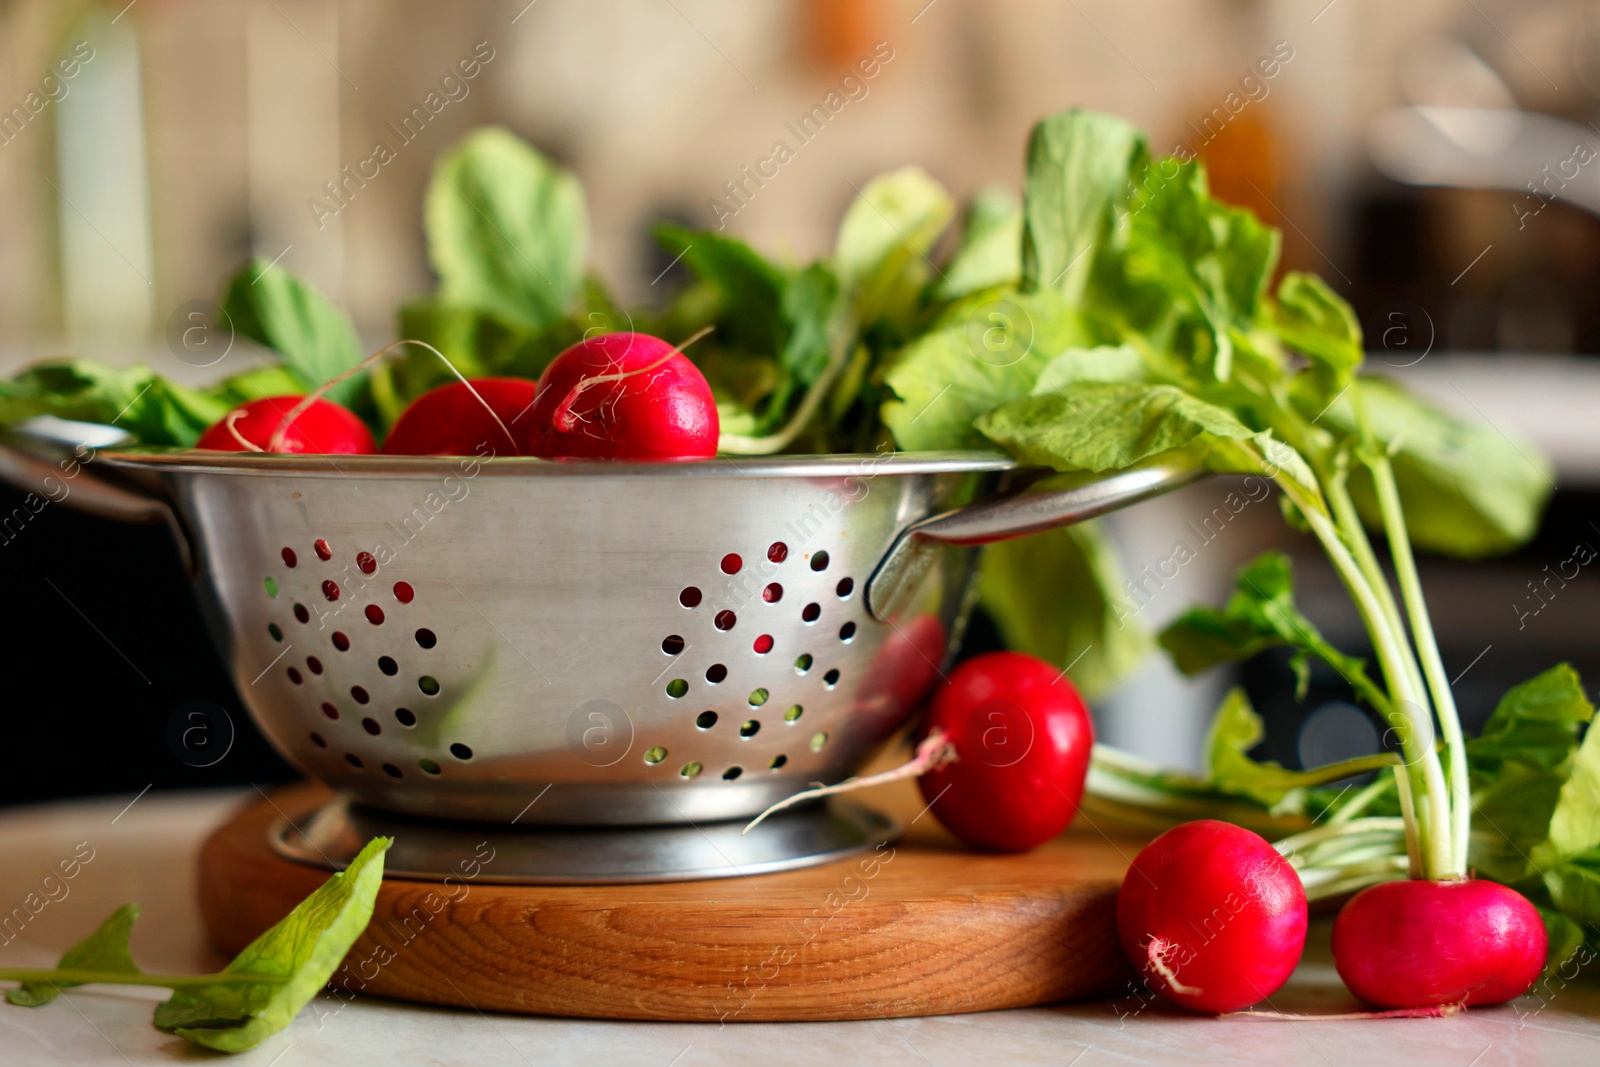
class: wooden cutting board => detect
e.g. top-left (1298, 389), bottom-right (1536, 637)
top-left (197, 782), bottom-right (1139, 1022)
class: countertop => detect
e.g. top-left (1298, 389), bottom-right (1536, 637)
top-left (0, 789), bottom-right (1596, 1066)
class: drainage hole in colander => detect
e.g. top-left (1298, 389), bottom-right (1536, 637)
top-left (723, 766), bottom-right (743, 781)
top-left (837, 577), bottom-right (854, 598)
top-left (795, 654), bottom-right (813, 673)
top-left (332, 631), bottom-right (350, 652)
top-left (293, 603), bottom-right (310, 624)
top-left (810, 732), bottom-right (829, 752)
top-left (666, 678), bottom-right (689, 699)
top-left (268, 623), bottom-right (283, 643)
top-left (680, 761), bottom-right (703, 779)
top-left (839, 622), bottom-right (857, 642)
top-left (322, 580), bottom-right (340, 602)
top-left (768, 541), bottom-right (788, 563)
top-left (420, 759), bottom-right (441, 775)
top-left (394, 708), bottom-right (416, 727)
top-left (419, 675), bottom-right (440, 696)
top-left (321, 702), bottom-right (339, 720)
top-left (740, 720), bottom-right (760, 738)
top-left (362, 717), bottom-right (380, 735)
top-left (345, 752), bottom-right (363, 768)
top-left (720, 553), bottom-right (742, 575)
top-left (393, 581), bottom-right (415, 604)
top-left (662, 634), bottom-right (685, 655)
top-left (314, 538), bottom-right (332, 561)
top-left (378, 656), bottom-right (398, 676)
top-left (810, 550), bottom-right (830, 572)
top-left (801, 603), bottom-right (821, 623)
top-left (785, 704), bottom-right (803, 722)
top-left (357, 551), bottom-right (377, 575)
top-left (763, 582), bottom-right (783, 603)
top-left (415, 628), bottom-right (436, 649)
top-left (705, 663), bottom-right (727, 684)
top-left (679, 586), bottom-right (702, 608)
top-left (282, 547), bottom-right (298, 568)
top-left (450, 742), bottom-right (473, 761)
top-left (309, 732), bottom-right (326, 748)
top-left (264, 577), bottom-right (279, 598)
top-left (714, 609), bottom-right (737, 631)
top-left (351, 686), bottom-right (370, 705)
top-left (365, 604), bottom-right (385, 625)
top-left (749, 688), bottom-right (769, 707)
top-left (307, 656), bottom-right (324, 675)
top-left (753, 634), bottom-right (773, 654)
top-left (382, 763), bottom-right (402, 778)
top-left (643, 746), bottom-right (667, 765)
top-left (824, 668), bottom-right (841, 688)
top-left (287, 667), bottom-right (303, 685)
top-left (770, 754), bottom-right (788, 770)
top-left (696, 710), bottom-right (718, 729)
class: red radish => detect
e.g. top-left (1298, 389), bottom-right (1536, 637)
top-left (197, 395), bottom-right (376, 455)
top-left (1332, 878), bottom-right (1546, 1008)
top-left (1117, 820), bottom-right (1307, 1014)
top-left (525, 331), bottom-right (718, 460)
top-left (381, 377), bottom-right (535, 456)
top-left (915, 651), bottom-right (1094, 852)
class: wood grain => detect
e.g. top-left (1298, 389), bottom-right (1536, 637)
top-left (198, 782), bottom-right (1140, 1022)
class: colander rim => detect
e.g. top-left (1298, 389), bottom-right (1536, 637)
top-left (93, 446), bottom-right (1019, 480)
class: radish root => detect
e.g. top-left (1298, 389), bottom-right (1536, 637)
top-left (268, 339), bottom-right (514, 453)
top-left (1226, 1003), bottom-right (1464, 1021)
top-left (224, 410), bottom-right (266, 452)
top-left (741, 729), bottom-right (957, 835)
top-left (1145, 939), bottom-right (1202, 996)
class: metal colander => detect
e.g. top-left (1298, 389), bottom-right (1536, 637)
top-left (2, 419), bottom-right (1193, 876)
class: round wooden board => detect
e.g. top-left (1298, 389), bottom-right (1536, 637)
top-left (198, 782), bottom-right (1139, 1022)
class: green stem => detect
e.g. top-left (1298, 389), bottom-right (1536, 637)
top-left (1368, 453), bottom-right (1470, 877)
top-left (0, 968), bottom-right (285, 990)
top-left (1273, 472), bottom-right (1449, 878)
top-left (1274, 816), bottom-right (1406, 860)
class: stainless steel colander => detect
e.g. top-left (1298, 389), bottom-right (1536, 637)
top-left (1, 418), bottom-right (1195, 878)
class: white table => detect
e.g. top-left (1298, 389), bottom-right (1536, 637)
top-left (0, 789), bottom-right (1595, 1066)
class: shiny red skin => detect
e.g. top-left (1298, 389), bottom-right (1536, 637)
top-left (197, 395), bottom-right (375, 455)
top-left (916, 651), bottom-right (1094, 852)
top-left (1117, 820), bottom-right (1307, 1014)
top-left (525, 332), bottom-right (718, 460)
top-left (381, 378), bottom-right (535, 456)
top-left (1332, 878), bottom-right (1547, 1008)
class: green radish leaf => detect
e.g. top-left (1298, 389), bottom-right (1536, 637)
top-left (425, 127), bottom-right (588, 330)
top-left (974, 381), bottom-right (1320, 499)
top-left (1469, 663), bottom-right (1594, 775)
top-left (6, 905), bottom-right (142, 1007)
top-left (1270, 271), bottom-right (1363, 403)
top-left (0, 360), bottom-right (229, 446)
top-left (1159, 552), bottom-right (1376, 700)
top-left (1020, 109), bottom-right (1147, 303)
top-left (978, 520), bottom-right (1148, 702)
top-left (1205, 688), bottom-right (1311, 809)
top-left (880, 290), bottom-right (1092, 452)
top-left (222, 260), bottom-right (366, 408)
top-left (211, 364), bottom-right (309, 406)
top-left (1471, 761), bottom-right (1567, 886)
top-left (1031, 344), bottom-right (1148, 394)
top-left (1303, 376), bottom-right (1553, 558)
top-left (937, 186), bottom-right (1022, 300)
top-left (655, 224), bottom-right (787, 355)
top-left (154, 837), bottom-right (391, 1052)
top-left (835, 166), bottom-right (953, 328)
top-left (1538, 906), bottom-right (1587, 974)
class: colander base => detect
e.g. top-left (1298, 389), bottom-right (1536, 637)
top-left (269, 794), bottom-right (899, 884)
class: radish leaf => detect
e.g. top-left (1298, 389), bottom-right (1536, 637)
top-left (222, 261), bottom-right (366, 408)
top-left (834, 166), bottom-right (953, 328)
top-left (936, 186), bottom-right (1022, 301)
top-left (6, 904), bottom-right (142, 1007)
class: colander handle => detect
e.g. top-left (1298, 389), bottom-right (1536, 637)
top-left (0, 418), bottom-right (195, 570)
top-left (865, 465), bottom-right (1205, 621)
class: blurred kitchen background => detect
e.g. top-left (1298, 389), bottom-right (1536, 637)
top-left (2, 0), bottom-right (1598, 804)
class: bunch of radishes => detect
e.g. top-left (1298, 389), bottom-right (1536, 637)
top-left (197, 331), bottom-right (719, 461)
